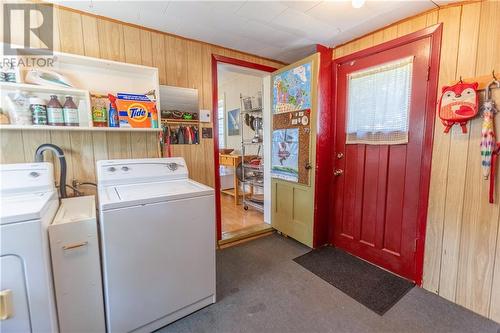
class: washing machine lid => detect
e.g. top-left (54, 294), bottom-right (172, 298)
top-left (0, 190), bottom-right (57, 225)
top-left (98, 179), bottom-right (214, 210)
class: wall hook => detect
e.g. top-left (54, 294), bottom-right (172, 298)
top-left (459, 75), bottom-right (463, 83)
top-left (493, 70), bottom-right (498, 81)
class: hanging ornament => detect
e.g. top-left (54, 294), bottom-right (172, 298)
top-left (480, 100), bottom-right (496, 180)
top-left (438, 81), bottom-right (479, 133)
top-left (483, 76), bottom-right (500, 203)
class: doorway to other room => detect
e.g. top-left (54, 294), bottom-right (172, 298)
top-left (212, 56), bottom-right (277, 245)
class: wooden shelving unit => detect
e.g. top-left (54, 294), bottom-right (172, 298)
top-left (239, 94), bottom-right (264, 212)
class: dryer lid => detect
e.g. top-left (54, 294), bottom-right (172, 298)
top-left (0, 163), bottom-right (55, 195)
top-left (0, 191), bottom-right (57, 224)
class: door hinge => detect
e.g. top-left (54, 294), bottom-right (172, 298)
top-left (427, 66), bottom-right (431, 81)
top-left (414, 238), bottom-right (419, 252)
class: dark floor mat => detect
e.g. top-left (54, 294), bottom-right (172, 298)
top-left (293, 246), bottom-right (414, 315)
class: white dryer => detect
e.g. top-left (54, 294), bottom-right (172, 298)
top-left (96, 157), bottom-right (216, 333)
top-left (0, 163), bottom-right (59, 333)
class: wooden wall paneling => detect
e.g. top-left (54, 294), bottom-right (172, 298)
top-left (0, 131), bottom-right (24, 164)
top-left (185, 40), bottom-right (207, 184)
top-left (68, 131), bottom-right (96, 183)
top-left (140, 30), bottom-right (153, 67)
top-left (106, 132), bottom-right (132, 159)
top-left (81, 15), bottom-right (100, 58)
top-left (334, 46), bottom-right (345, 58)
top-left (201, 44), bottom-right (213, 109)
top-left (165, 35), bottom-right (188, 87)
top-left (491, 183), bottom-right (500, 321)
top-left (426, 10), bottom-right (439, 27)
top-left (439, 3), bottom-right (480, 302)
top-left (97, 19), bottom-right (125, 62)
top-left (21, 131), bottom-right (50, 163)
top-left (151, 32), bottom-right (167, 85)
top-left (57, 9), bottom-right (84, 55)
top-left (356, 35), bottom-right (374, 51)
top-left (396, 14), bottom-right (427, 37)
top-left (422, 5), bottom-right (462, 294)
top-left (92, 132), bottom-right (108, 163)
top-left (382, 25), bottom-right (398, 43)
top-left (146, 133), bottom-right (160, 158)
top-left (372, 30), bottom-right (385, 45)
top-left (123, 25), bottom-right (142, 65)
top-left (187, 40), bottom-right (203, 92)
top-left (129, 133), bottom-right (148, 158)
top-left (457, 0), bottom-right (500, 317)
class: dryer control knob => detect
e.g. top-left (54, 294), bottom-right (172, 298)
top-left (121, 166), bottom-right (130, 171)
top-left (107, 167), bottom-right (116, 172)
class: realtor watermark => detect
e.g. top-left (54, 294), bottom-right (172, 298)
top-left (2, 3), bottom-right (55, 68)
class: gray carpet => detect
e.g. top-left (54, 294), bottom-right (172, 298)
top-left (293, 246), bottom-right (414, 315)
top-left (158, 233), bottom-right (499, 333)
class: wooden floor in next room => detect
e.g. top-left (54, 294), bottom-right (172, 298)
top-left (220, 193), bottom-right (270, 241)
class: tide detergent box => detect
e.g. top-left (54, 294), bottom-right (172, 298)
top-left (115, 93), bottom-right (157, 128)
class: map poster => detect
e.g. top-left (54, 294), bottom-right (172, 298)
top-left (273, 62), bottom-right (312, 114)
top-left (271, 128), bottom-right (299, 182)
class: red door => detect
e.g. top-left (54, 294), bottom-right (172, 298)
top-left (332, 36), bottom-right (434, 282)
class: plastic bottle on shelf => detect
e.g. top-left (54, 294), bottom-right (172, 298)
top-left (63, 96), bottom-right (79, 126)
top-left (151, 105), bottom-right (159, 128)
top-left (108, 94), bottom-right (119, 128)
top-left (47, 95), bottom-right (64, 126)
top-left (91, 94), bottom-right (108, 127)
top-left (29, 97), bottom-right (48, 125)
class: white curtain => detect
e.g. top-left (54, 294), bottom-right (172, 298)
top-left (346, 56), bottom-right (413, 145)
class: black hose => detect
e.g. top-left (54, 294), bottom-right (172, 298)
top-left (34, 144), bottom-right (67, 198)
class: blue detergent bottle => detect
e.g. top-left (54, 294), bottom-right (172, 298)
top-left (108, 94), bottom-right (119, 128)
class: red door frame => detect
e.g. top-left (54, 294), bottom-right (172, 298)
top-left (330, 24), bottom-right (443, 285)
top-left (211, 55), bottom-right (277, 241)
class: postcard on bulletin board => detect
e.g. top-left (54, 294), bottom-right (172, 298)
top-left (271, 109), bottom-right (311, 185)
top-left (273, 62), bottom-right (312, 114)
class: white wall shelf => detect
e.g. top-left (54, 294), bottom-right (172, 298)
top-left (0, 124), bottom-right (161, 132)
top-left (1, 43), bottom-right (160, 131)
top-left (1, 82), bottom-right (89, 96)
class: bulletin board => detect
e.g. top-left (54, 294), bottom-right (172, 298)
top-left (271, 109), bottom-right (311, 185)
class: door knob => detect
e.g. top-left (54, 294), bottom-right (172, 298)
top-left (333, 169), bottom-right (343, 176)
top-left (336, 152), bottom-right (344, 159)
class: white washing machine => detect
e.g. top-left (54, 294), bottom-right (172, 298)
top-left (97, 157), bottom-right (216, 333)
top-left (0, 163), bottom-right (59, 333)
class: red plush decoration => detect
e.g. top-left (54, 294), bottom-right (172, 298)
top-left (438, 81), bottom-right (479, 133)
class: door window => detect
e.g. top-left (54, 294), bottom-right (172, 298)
top-left (346, 56), bottom-right (413, 145)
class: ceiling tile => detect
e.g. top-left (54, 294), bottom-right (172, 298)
top-left (236, 1), bottom-right (288, 23)
top-left (282, 1), bottom-right (321, 12)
